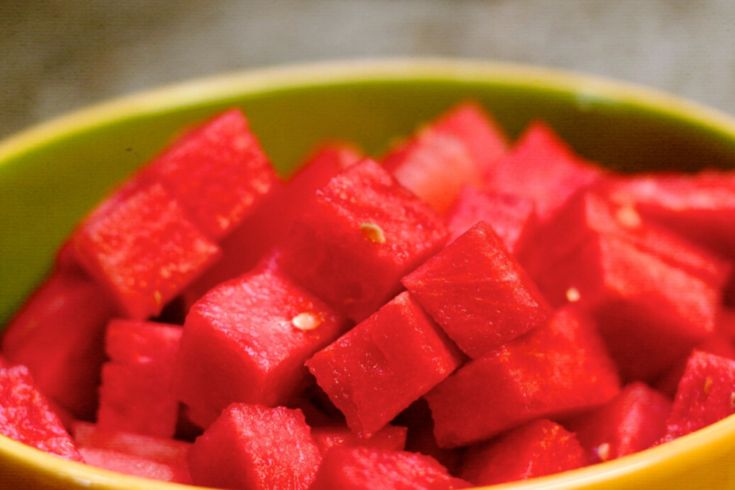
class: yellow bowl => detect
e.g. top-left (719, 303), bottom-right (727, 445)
top-left (1, 59), bottom-right (735, 489)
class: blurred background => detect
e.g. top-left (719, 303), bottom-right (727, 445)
top-left (1, 0), bottom-right (734, 138)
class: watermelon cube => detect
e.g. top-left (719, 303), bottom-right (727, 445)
top-left (97, 320), bottom-right (182, 437)
top-left (447, 186), bottom-right (537, 254)
top-left (460, 419), bottom-right (587, 486)
top-left (174, 265), bottom-right (345, 427)
top-left (0, 366), bottom-right (81, 461)
top-left (306, 292), bottom-right (461, 437)
top-left (485, 121), bottom-right (602, 223)
top-left (80, 447), bottom-right (190, 483)
top-left (427, 307), bottom-right (620, 447)
top-left (403, 222), bottom-right (551, 358)
top-left (188, 404), bottom-right (321, 490)
top-left (181, 142), bottom-right (361, 307)
top-left (280, 159), bottom-right (448, 321)
top-left (566, 382), bottom-right (671, 462)
top-left (664, 351), bottom-right (735, 440)
top-left (383, 102), bottom-right (507, 213)
top-left (1, 268), bottom-right (115, 417)
top-left (310, 447), bottom-right (470, 490)
top-left (146, 109), bottom-right (278, 239)
top-left (72, 183), bottom-right (221, 320)
top-left (312, 425), bottom-right (407, 455)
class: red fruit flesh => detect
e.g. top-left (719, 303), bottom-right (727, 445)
top-left (80, 447), bottom-right (190, 483)
top-left (312, 425), bottom-right (407, 455)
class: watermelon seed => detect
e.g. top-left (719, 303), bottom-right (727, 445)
top-left (615, 205), bottom-right (641, 228)
top-left (703, 376), bottom-right (714, 396)
top-left (360, 222), bottom-right (386, 244)
top-left (565, 287), bottom-right (581, 303)
top-left (291, 312), bottom-right (322, 332)
top-left (153, 290), bottom-right (163, 306)
top-left (729, 392), bottom-right (735, 410)
top-left (595, 442), bottom-right (611, 461)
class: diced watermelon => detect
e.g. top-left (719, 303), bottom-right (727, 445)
top-left (145, 109), bottom-right (278, 240)
top-left (447, 187), bottom-right (537, 254)
top-left (460, 419), bottom-right (587, 486)
top-left (80, 447), bottom-right (190, 483)
top-left (72, 183), bottom-right (221, 320)
top-left (1, 268), bottom-right (115, 417)
top-left (534, 234), bottom-right (720, 381)
top-left (720, 309), bottom-right (735, 341)
top-left (566, 383), bottom-right (671, 462)
top-left (383, 102), bottom-right (507, 214)
top-left (403, 222), bottom-right (551, 359)
top-left (312, 425), bottom-right (407, 455)
top-left (664, 351), bottom-right (735, 440)
top-left (73, 421), bottom-right (190, 467)
top-left (181, 143), bottom-right (362, 308)
top-left (175, 265), bottom-right (346, 427)
top-left (310, 447), bottom-right (470, 490)
top-left (188, 404), bottom-right (321, 490)
top-left (485, 121), bottom-right (602, 223)
top-left (427, 307), bottom-right (620, 447)
top-left (281, 159), bottom-right (448, 321)
top-left (307, 292), bottom-right (461, 437)
top-left (0, 366), bottom-right (81, 461)
top-left (97, 320), bottom-right (181, 437)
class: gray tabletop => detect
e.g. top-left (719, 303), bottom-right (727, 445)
top-left (2, 0), bottom-right (734, 139)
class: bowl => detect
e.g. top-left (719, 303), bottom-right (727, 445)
top-left (1, 59), bottom-right (735, 489)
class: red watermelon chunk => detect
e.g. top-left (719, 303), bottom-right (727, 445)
top-left (664, 350), bottom-right (735, 440)
top-left (566, 383), bottom-right (671, 462)
top-left (485, 121), bottom-right (602, 223)
top-left (80, 447), bottom-right (190, 483)
top-left (175, 266), bottom-right (345, 427)
top-left (427, 307), bottom-right (620, 447)
top-left (0, 366), bottom-right (81, 461)
top-left (312, 425), bottom-right (407, 455)
top-left (281, 159), bottom-right (448, 321)
top-left (460, 419), bottom-right (587, 486)
top-left (188, 404), bottom-right (321, 490)
top-left (447, 187), bottom-right (537, 254)
top-left (72, 183), bottom-right (221, 320)
top-left (383, 102), bottom-right (507, 214)
top-left (534, 234), bottom-right (720, 381)
top-left (2, 268), bottom-right (115, 417)
top-left (182, 143), bottom-right (362, 307)
top-left (146, 109), bottom-right (278, 239)
top-left (306, 292), bottom-right (462, 437)
top-left (97, 320), bottom-right (181, 437)
top-left (310, 447), bottom-right (470, 490)
top-left (403, 222), bottom-right (551, 359)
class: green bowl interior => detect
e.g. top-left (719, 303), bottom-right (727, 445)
top-left (2, 65), bottom-right (735, 326)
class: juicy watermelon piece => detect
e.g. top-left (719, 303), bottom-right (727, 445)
top-left (312, 425), bottom-right (407, 455)
top-left (1, 268), bottom-right (115, 417)
top-left (310, 447), bottom-right (470, 490)
top-left (97, 320), bottom-right (181, 437)
top-left (145, 109), bottom-right (278, 239)
top-left (664, 351), bottom-right (735, 440)
top-left (175, 265), bottom-right (345, 427)
top-left (427, 307), bottom-right (620, 447)
top-left (383, 102), bottom-right (507, 214)
top-left (566, 383), bottom-right (671, 462)
top-left (281, 159), bottom-right (448, 321)
top-left (73, 422), bottom-right (190, 467)
top-left (447, 187), bottom-right (537, 254)
top-left (0, 366), bottom-right (81, 461)
top-left (181, 143), bottom-right (361, 307)
top-left (307, 292), bottom-right (461, 437)
top-left (80, 447), bottom-right (190, 483)
top-left (72, 183), bottom-right (221, 320)
top-left (460, 419), bottom-right (587, 486)
top-left (403, 222), bottom-right (551, 359)
top-left (485, 121), bottom-right (602, 223)
top-left (188, 404), bottom-right (321, 490)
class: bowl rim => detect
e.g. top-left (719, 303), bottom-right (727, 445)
top-left (1, 58), bottom-right (735, 490)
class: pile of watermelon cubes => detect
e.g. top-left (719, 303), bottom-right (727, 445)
top-left (2, 102), bottom-right (735, 490)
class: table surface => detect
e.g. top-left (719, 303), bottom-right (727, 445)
top-left (1, 0), bottom-right (734, 138)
